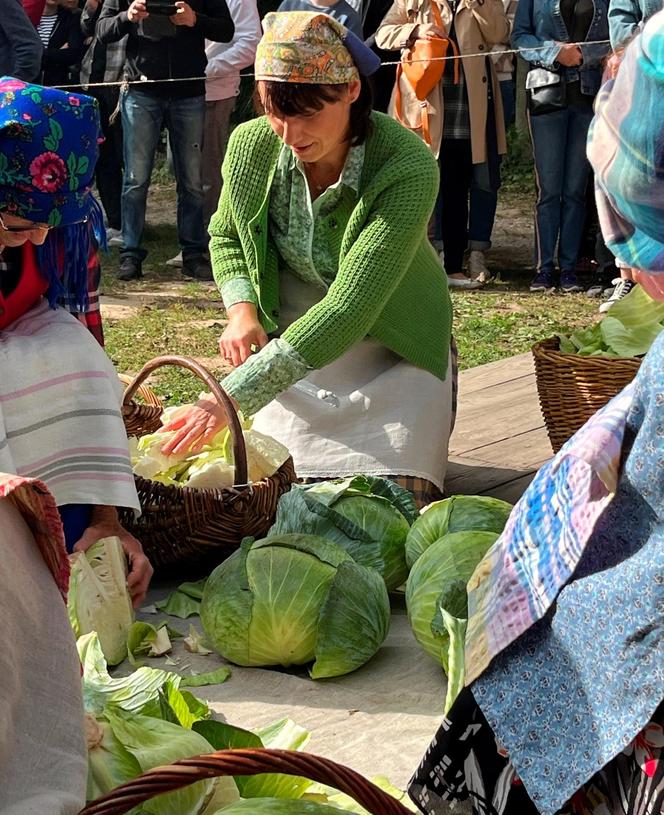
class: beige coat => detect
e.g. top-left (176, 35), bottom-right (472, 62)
top-left (375, 0), bottom-right (509, 163)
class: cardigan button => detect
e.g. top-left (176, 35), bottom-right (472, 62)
top-left (271, 309), bottom-right (279, 317)
top-left (329, 218), bottom-right (338, 229)
top-left (254, 224), bottom-right (262, 235)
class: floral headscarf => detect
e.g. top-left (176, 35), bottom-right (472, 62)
top-left (0, 77), bottom-right (105, 312)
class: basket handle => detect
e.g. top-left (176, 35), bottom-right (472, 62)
top-left (121, 355), bottom-right (248, 486)
top-left (79, 748), bottom-right (412, 815)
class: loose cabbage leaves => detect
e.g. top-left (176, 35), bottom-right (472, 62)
top-left (215, 801), bottom-right (349, 814)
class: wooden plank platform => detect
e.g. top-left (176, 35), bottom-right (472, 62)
top-left (447, 353), bottom-right (552, 503)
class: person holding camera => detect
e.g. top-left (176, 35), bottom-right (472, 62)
top-left (96, 0), bottom-right (234, 281)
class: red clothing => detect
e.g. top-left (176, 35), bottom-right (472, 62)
top-left (0, 242), bottom-right (104, 346)
top-left (22, 0), bottom-right (46, 26)
top-left (0, 243), bottom-right (48, 329)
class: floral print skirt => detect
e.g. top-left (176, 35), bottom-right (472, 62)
top-left (409, 688), bottom-right (664, 815)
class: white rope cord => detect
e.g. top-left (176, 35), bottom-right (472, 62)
top-left (55, 39), bottom-right (611, 91)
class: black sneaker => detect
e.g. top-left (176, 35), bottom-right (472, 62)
top-left (118, 256), bottom-right (142, 281)
top-left (560, 271), bottom-right (584, 293)
top-left (530, 270), bottom-right (555, 293)
top-left (182, 255), bottom-right (213, 281)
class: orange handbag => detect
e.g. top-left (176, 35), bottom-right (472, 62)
top-left (394, 1), bottom-right (459, 146)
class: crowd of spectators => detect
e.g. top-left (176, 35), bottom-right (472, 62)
top-left (1, 0), bottom-right (660, 309)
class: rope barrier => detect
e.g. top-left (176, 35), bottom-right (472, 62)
top-left (55, 38), bottom-right (611, 91)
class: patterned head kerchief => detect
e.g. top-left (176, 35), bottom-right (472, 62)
top-left (588, 11), bottom-right (664, 273)
top-left (0, 78), bottom-right (102, 226)
top-left (0, 78), bottom-right (106, 313)
top-left (255, 12), bottom-right (379, 85)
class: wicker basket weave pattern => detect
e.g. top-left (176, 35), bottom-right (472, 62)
top-left (119, 356), bottom-right (297, 570)
top-left (118, 373), bottom-right (163, 438)
top-left (79, 748), bottom-right (411, 815)
top-left (532, 338), bottom-right (640, 453)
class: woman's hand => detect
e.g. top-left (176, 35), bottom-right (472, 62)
top-left (220, 302), bottom-right (268, 368)
top-left (160, 393), bottom-right (230, 455)
top-left (556, 43), bottom-right (583, 66)
top-left (73, 506), bottom-right (154, 608)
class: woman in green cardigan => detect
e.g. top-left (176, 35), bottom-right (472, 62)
top-left (164, 11), bottom-right (455, 505)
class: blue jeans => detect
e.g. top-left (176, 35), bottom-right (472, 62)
top-left (467, 95), bottom-right (502, 251)
top-left (500, 79), bottom-right (515, 130)
top-left (120, 90), bottom-right (207, 260)
top-left (529, 105), bottom-right (595, 275)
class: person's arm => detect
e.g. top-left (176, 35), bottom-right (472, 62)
top-left (464, 0), bottom-right (510, 46)
top-left (374, 0), bottom-right (420, 50)
top-left (81, 0), bottom-right (102, 38)
top-left (511, 0), bottom-right (562, 67)
top-left (73, 505), bottom-right (153, 607)
top-left (1, 0), bottom-right (43, 81)
top-left (43, 11), bottom-right (86, 67)
top-left (608, 0), bottom-right (641, 48)
top-left (193, 0), bottom-right (233, 43)
top-left (205, 0), bottom-right (260, 80)
top-left (96, 0), bottom-right (135, 44)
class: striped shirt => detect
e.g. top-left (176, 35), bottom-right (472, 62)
top-left (36, 12), bottom-right (58, 46)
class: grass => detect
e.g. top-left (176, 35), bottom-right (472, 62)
top-left (101, 173), bottom-right (601, 403)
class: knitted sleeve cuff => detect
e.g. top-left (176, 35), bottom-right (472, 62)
top-left (221, 337), bottom-right (311, 417)
top-left (220, 277), bottom-right (259, 309)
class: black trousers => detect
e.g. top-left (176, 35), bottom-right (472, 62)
top-left (91, 87), bottom-right (123, 231)
top-left (438, 138), bottom-right (474, 275)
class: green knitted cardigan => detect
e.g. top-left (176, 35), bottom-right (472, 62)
top-left (209, 111), bottom-right (453, 379)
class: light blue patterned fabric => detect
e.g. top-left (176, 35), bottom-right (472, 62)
top-left (472, 331), bottom-right (664, 815)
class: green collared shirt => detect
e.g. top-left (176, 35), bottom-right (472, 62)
top-left (220, 143), bottom-right (365, 416)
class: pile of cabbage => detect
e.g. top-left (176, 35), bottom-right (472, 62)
top-left (129, 409), bottom-right (290, 489)
top-left (404, 496), bottom-right (512, 711)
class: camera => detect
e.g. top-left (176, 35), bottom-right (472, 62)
top-left (145, 0), bottom-right (178, 15)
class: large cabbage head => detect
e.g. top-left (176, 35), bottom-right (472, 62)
top-left (405, 530), bottom-right (499, 668)
top-left (200, 533), bottom-right (390, 679)
top-left (405, 495), bottom-right (512, 567)
top-left (269, 476), bottom-right (416, 591)
top-left (68, 537), bottom-right (134, 666)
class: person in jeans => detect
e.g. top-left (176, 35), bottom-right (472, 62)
top-left (166, 0), bottom-right (261, 268)
top-left (96, 0), bottom-right (234, 281)
top-left (512, 0), bottom-right (609, 293)
top-left (376, 0), bottom-right (510, 290)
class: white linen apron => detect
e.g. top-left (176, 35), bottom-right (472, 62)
top-left (0, 299), bottom-right (139, 510)
top-left (252, 271), bottom-right (453, 491)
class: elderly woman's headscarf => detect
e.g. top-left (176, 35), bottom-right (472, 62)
top-left (254, 12), bottom-right (380, 85)
top-left (0, 77), bottom-right (105, 312)
top-left (588, 11), bottom-right (664, 274)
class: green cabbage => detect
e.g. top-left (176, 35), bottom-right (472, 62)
top-left (405, 531), bottom-right (499, 672)
top-left (269, 476), bottom-right (415, 590)
top-left (405, 496), bottom-right (512, 567)
top-left (200, 534), bottom-right (390, 678)
top-left (215, 801), bottom-right (349, 814)
top-left (68, 537), bottom-right (134, 665)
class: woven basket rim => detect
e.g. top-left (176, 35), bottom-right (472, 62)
top-left (532, 336), bottom-right (642, 365)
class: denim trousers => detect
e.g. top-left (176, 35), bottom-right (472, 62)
top-left (120, 89), bottom-right (207, 260)
top-left (529, 105), bottom-right (595, 274)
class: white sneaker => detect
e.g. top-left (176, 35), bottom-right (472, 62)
top-left (468, 250), bottom-right (492, 284)
top-left (599, 278), bottom-right (636, 313)
top-left (166, 251), bottom-right (183, 268)
top-left (106, 227), bottom-right (123, 247)
top-left (447, 274), bottom-right (481, 290)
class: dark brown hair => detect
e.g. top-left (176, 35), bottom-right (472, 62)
top-left (255, 76), bottom-right (374, 146)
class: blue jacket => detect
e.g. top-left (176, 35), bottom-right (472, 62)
top-left (609, 0), bottom-right (661, 46)
top-left (512, 0), bottom-right (610, 97)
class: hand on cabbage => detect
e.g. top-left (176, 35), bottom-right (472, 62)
top-left (73, 505), bottom-right (153, 608)
top-left (160, 392), bottom-right (230, 456)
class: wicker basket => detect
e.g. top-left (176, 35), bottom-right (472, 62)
top-left (532, 337), bottom-right (641, 453)
top-left (119, 355), bottom-right (297, 570)
top-left (79, 748), bottom-right (411, 815)
top-left (118, 373), bottom-right (163, 438)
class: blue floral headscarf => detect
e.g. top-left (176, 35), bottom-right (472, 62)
top-left (0, 77), bottom-right (106, 311)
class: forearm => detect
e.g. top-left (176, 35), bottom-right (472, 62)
top-left (96, 0), bottom-right (134, 43)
